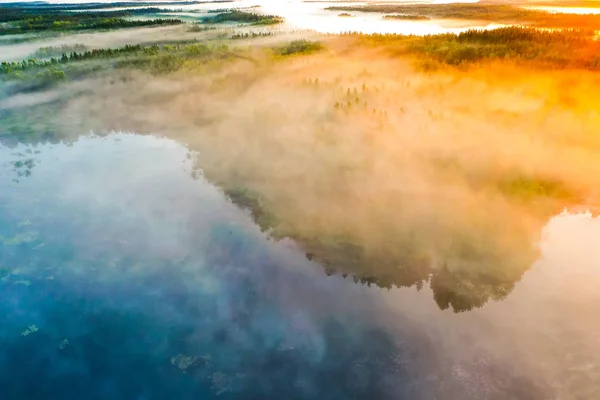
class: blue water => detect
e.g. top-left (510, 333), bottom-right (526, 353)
top-left (0, 133), bottom-right (569, 399)
top-left (0, 134), bottom-right (416, 399)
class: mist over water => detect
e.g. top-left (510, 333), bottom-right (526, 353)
top-left (3, 1), bottom-right (600, 397)
top-left (1, 133), bottom-right (599, 399)
top-left (5, 0), bottom-right (510, 35)
top-left (257, 1), bottom-right (508, 35)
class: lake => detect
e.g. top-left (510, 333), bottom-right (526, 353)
top-left (66, 0), bottom-right (511, 35)
top-left (255, 1), bottom-right (509, 35)
top-left (1, 133), bottom-right (599, 399)
top-left (31, 0), bottom-right (600, 37)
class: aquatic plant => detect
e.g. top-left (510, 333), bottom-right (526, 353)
top-left (210, 372), bottom-right (232, 395)
top-left (171, 354), bottom-right (198, 371)
top-left (21, 325), bottom-right (38, 337)
top-left (1, 232), bottom-right (39, 246)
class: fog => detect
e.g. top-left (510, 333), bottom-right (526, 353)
top-left (2, 134), bottom-right (600, 399)
top-left (0, 25), bottom-right (208, 62)
top-left (3, 36), bottom-right (595, 314)
top-left (3, 2), bottom-right (600, 397)
top-left (257, 1), bottom-right (508, 34)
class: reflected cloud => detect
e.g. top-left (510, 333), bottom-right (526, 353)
top-left (1, 134), bottom-right (598, 398)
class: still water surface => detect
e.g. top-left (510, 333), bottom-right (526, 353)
top-left (256, 1), bottom-right (509, 35)
top-left (72, 0), bottom-right (510, 35)
top-left (1, 133), bottom-right (599, 399)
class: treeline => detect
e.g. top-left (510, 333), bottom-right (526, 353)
top-left (113, 43), bottom-right (233, 73)
top-left (0, 38), bottom-right (322, 83)
top-left (382, 14), bottom-right (430, 21)
top-left (417, 27), bottom-right (600, 68)
top-left (5, 1), bottom-right (223, 11)
top-left (187, 24), bottom-right (217, 32)
top-left (231, 31), bottom-right (274, 39)
top-left (349, 27), bottom-right (600, 69)
top-left (0, 7), bottom-right (166, 23)
top-left (327, 3), bottom-right (538, 20)
top-left (0, 42), bottom-right (237, 81)
top-left (204, 10), bottom-right (283, 25)
top-left (0, 7), bottom-right (183, 34)
top-left (451, 26), bottom-right (591, 45)
top-left (34, 44), bottom-right (89, 58)
top-left (0, 44), bottom-right (145, 75)
top-left (1, 17), bottom-right (182, 35)
top-left (221, 182), bottom-right (529, 313)
top-left (276, 40), bottom-right (324, 56)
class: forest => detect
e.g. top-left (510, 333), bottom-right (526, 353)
top-left (345, 27), bottom-right (600, 69)
top-left (1, 5), bottom-right (600, 314)
top-left (0, 5), bottom-right (182, 35)
top-left (203, 10), bottom-right (284, 25)
top-left (382, 14), bottom-right (431, 21)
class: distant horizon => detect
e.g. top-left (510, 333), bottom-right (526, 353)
top-left (2, 0), bottom-right (600, 5)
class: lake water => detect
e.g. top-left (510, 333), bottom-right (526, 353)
top-left (67, 0), bottom-right (600, 35)
top-left (258, 1), bottom-right (509, 35)
top-left (1, 133), bottom-right (600, 399)
top-left (68, 0), bottom-right (510, 35)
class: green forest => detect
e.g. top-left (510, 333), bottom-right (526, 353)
top-left (0, 6), bottom-right (182, 35)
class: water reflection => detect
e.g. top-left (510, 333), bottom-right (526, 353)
top-left (73, 0), bottom-right (510, 35)
top-left (0, 134), bottom-right (402, 398)
top-left (1, 133), bottom-right (599, 399)
top-left (259, 1), bottom-right (509, 35)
